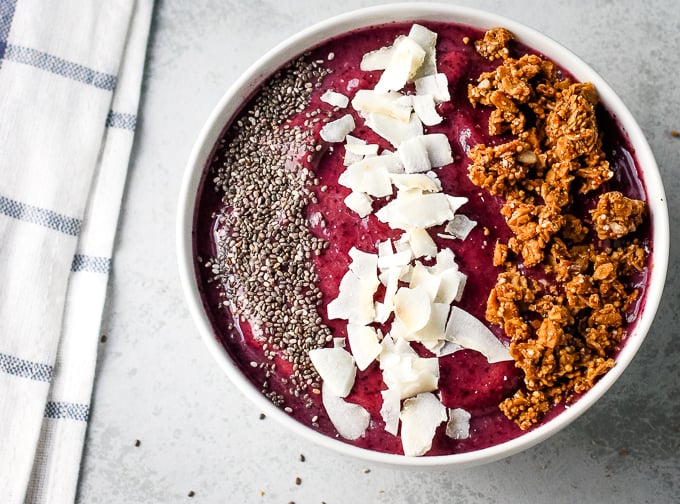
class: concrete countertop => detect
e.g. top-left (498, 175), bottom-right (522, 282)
top-left (77, 1), bottom-right (680, 502)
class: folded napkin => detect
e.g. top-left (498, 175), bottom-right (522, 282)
top-left (0, 1), bottom-right (153, 502)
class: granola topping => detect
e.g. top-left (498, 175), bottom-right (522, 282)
top-left (468, 29), bottom-right (649, 429)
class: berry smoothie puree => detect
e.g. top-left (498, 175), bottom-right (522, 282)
top-left (194, 21), bottom-right (650, 455)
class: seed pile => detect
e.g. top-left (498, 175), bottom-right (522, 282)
top-left (207, 55), bottom-right (334, 407)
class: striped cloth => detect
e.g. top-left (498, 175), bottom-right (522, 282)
top-left (0, 1), bottom-right (153, 502)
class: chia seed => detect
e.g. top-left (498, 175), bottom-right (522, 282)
top-left (209, 55), bottom-right (334, 406)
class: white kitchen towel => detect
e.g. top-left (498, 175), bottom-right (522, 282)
top-left (0, 1), bottom-right (153, 502)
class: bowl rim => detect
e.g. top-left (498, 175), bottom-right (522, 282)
top-left (176, 2), bottom-right (669, 468)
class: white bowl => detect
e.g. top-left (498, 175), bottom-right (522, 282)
top-left (177, 3), bottom-right (669, 468)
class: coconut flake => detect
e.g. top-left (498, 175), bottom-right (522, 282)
top-left (345, 142), bottom-right (380, 156)
top-left (321, 89), bottom-right (350, 108)
top-left (322, 384), bottom-right (370, 440)
top-left (348, 247), bottom-right (378, 279)
top-left (377, 248), bottom-right (412, 271)
top-left (343, 135), bottom-right (367, 165)
top-left (412, 95), bottom-right (443, 126)
top-left (344, 191), bottom-right (373, 217)
top-left (308, 346), bottom-right (357, 397)
top-left (409, 262), bottom-right (441, 301)
top-left (407, 227), bottom-right (437, 258)
top-left (434, 268), bottom-right (466, 304)
top-left (415, 73), bottom-right (450, 103)
top-left (380, 388), bottom-right (401, 435)
top-left (339, 157), bottom-right (393, 197)
top-left (320, 114), bottom-right (355, 143)
top-left (379, 335), bottom-right (439, 399)
top-left (407, 24), bottom-right (438, 79)
top-left (397, 135), bottom-right (431, 173)
top-left (347, 323), bottom-right (382, 371)
top-left (352, 89), bottom-right (412, 122)
top-left (364, 111), bottom-right (423, 148)
top-left (375, 37), bottom-right (426, 93)
top-left (326, 269), bottom-right (377, 324)
top-left (445, 214), bottom-right (478, 240)
top-left (389, 173), bottom-right (440, 192)
top-left (446, 408), bottom-right (471, 440)
top-left (394, 285), bottom-right (431, 332)
top-left (444, 306), bottom-right (512, 363)
top-left (408, 302), bottom-right (450, 343)
top-left (421, 133), bottom-right (453, 167)
top-left (400, 392), bottom-right (447, 456)
top-left (375, 191), bottom-right (453, 230)
top-left (360, 35), bottom-right (405, 71)
top-left (446, 195), bottom-right (469, 214)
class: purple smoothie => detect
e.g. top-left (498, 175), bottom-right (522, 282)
top-left (193, 21), bottom-right (651, 455)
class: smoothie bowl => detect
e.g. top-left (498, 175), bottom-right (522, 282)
top-left (177, 4), bottom-right (668, 468)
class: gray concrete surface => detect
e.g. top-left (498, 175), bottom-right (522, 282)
top-left (77, 1), bottom-right (680, 502)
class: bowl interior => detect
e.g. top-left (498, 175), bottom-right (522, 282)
top-left (177, 3), bottom-right (669, 468)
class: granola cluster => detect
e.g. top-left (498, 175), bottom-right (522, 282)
top-left (468, 28), bottom-right (648, 429)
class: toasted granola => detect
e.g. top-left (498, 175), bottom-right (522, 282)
top-left (469, 29), bottom-right (649, 429)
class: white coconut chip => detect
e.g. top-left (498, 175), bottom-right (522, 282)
top-left (381, 264), bottom-right (404, 311)
top-left (446, 195), bottom-right (469, 214)
top-left (348, 247), bottom-right (378, 279)
top-left (375, 37), bottom-right (426, 93)
top-left (407, 302), bottom-right (450, 344)
top-left (381, 352), bottom-right (439, 400)
top-left (377, 248), bottom-right (412, 271)
top-left (322, 384), bottom-right (370, 440)
top-left (360, 35), bottom-right (405, 71)
top-left (309, 346), bottom-right (357, 397)
top-left (343, 135), bottom-right (367, 166)
top-left (338, 157), bottom-right (393, 197)
top-left (345, 142), bottom-right (380, 156)
top-left (321, 89), bottom-right (350, 108)
top-left (344, 191), bottom-right (373, 218)
top-left (364, 111), bottom-right (423, 148)
top-left (394, 285), bottom-right (431, 332)
top-left (412, 94), bottom-right (443, 126)
top-left (431, 248), bottom-right (457, 273)
top-left (446, 408), bottom-right (471, 440)
top-left (445, 214), bottom-right (478, 240)
top-left (409, 262), bottom-right (441, 301)
top-left (407, 24), bottom-right (438, 79)
top-left (352, 89), bottom-right (413, 123)
top-left (320, 114), bottom-right (356, 143)
top-left (380, 388), bottom-right (401, 436)
top-left (397, 135), bottom-right (431, 173)
top-left (400, 392), bottom-right (447, 456)
top-left (389, 173), bottom-right (440, 192)
top-left (444, 306), bottom-right (512, 363)
top-left (415, 73), bottom-right (451, 103)
top-left (421, 133), bottom-right (454, 167)
top-left (375, 191), bottom-right (453, 230)
top-left (407, 227), bottom-right (437, 258)
top-left (346, 323), bottom-right (382, 371)
top-left (374, 301), bottom-right (391, 324)
top-left (434, 267), bottom-right (466, 304)
top-left (437, 341), bottom-right (463, 357)
top-left (326, 269), bottom-right (377, 324)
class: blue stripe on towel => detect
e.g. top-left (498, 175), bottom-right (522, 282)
top-left (4, 44), bottom-right (117, 90)
top-left (71, 254), bottom-right (111, 274)
top-left (0, 0), bottom-right (17, 61)
top-left (0, 353), bottom-right (53, 382)
top-left (44, 401), bottom-right (90, 422)
top-left (0, 195), bottom-right (82, 235)
top-left (106, 110), bottom-right (137, 131)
